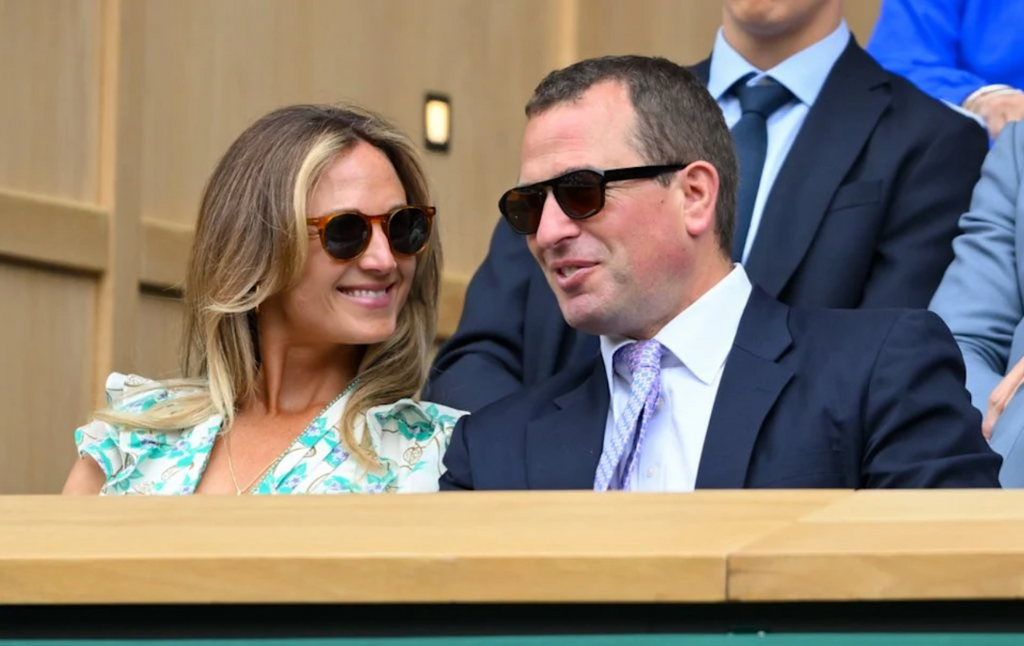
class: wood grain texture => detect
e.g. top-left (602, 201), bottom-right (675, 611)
top-left (576, 0), bottom-right (721, 62)
top-left (94, 0), bottom-right (146, 397)
top-left (0, 491), bottom-right (845, 603)
top-left (729, 491), bottom-right (1024, 601)
top-left (0, 189), bottom-right (108, 273)
top-left (576, 1), bottom-right (880, 64)
top-left (0, 264), bottom-right (97, 495)
top-left (0, 0), bottom-right (101, 201)
top-left (844, 1), bottom-right (882, 44)
top-left (438, 273), bottom-right (469, 340)
top-left (134, 0), bottom-right (562, 278)
top-left (133, 291), bottom-right (184, 381)
top-left (138, 219), bottom-right (192, 290)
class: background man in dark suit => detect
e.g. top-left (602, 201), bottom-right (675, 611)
top-left (425, 0), bottom-right (989, 412)
top-left (440, 55), bottom-right (1000, 491)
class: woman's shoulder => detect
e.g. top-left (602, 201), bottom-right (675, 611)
top-left (366, 398), bottom-right (468, 443)
top-left (75, 373), bottom-right (218, 489)
top-left (362, 399), bottom-right (468, 494)
top-left (101, 372), bottom-right (176, 413)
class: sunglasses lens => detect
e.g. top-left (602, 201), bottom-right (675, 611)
top-left (323, 213), bottom-right (370, 260)
top-left (500, 188), bottom-right (546, 234)
top-left (387, 207), bottom-right (431, 255)
top-left (553, 171), bottom-right (603, 219)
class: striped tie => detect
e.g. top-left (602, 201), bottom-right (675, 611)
top-left (594, 340), bottom-right (664, 491)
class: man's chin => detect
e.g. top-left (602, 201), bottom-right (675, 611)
top-left (558, 299), bottom-right (606, 335)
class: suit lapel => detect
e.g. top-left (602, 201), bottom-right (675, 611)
top-left (744, 40), bottom-right (891, 297)
top-left (690, 59), bottom-right (711, 85)
top-left (526, 358), bottom-right (609, 489)
top-left (696, 288), bottom-right (795, 489)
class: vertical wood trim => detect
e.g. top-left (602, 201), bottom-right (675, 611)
top-left (555, 0), bottom-right (580, 68)
top-left (94, 0), bottom-right (143, 404)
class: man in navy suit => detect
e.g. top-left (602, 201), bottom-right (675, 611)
top-left (439, 55), bottom-right (1000, 491)
top-left (425, 0), bottom-right (989, 412)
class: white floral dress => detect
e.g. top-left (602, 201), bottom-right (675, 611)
top-left (75, 373), bottom-right (467, 495)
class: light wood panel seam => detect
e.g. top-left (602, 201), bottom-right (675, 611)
top-left (139, 218), bottom-right (191, 290)
top-left (722, 490), bottom-right (858, 601)
top-left (556, 0), bottom-right (580, 67)
top-left (0, 189), bottom-right (108, 273)
top-left (94, 0), bottom-right (145, 404)
top-left (0, 491), bottom-right (881, 603)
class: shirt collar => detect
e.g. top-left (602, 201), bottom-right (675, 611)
top-left (600, 265), bottom-right (753, 388)
top-left (707, 20), bottom-right (851, 107)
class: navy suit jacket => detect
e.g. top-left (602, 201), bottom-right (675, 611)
top-left (440, 288), bottom-right (1002, 490)
top-left (425, 40), bottom-right (989, 412)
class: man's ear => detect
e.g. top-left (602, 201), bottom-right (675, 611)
top-left (678, 161), bottom-right (719, 238)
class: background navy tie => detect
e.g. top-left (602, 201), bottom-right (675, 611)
top-left (730, 75), bottom-right (794, 262)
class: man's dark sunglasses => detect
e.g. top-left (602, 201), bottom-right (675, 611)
top-left (498, 164), bottom-right (688, 235)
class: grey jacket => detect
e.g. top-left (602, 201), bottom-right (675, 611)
top-left (931, 120), bottom-right (1024, 487)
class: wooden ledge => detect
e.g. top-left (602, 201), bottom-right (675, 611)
top-left (729, 490), bottom-right (1024, 601)
top-left (0, 491), bottom-right (844, 604)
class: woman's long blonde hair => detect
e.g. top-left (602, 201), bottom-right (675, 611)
top-left (97, 103), bottom-right (441, 464)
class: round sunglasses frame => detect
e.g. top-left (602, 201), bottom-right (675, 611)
top-left (306, 205), bottom-right (436, 261)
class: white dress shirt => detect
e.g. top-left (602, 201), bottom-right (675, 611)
top-left (707, 21), bottom-right (851, 262)
top-left (599, 266), bottom-right (753, 492)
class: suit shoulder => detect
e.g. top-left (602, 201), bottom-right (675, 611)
top-left (463, 359), bottom-right (600, 423)
top-left (883, 71), bottom-right (985, 134)
top-left (787, 307), bottom-right (950, 346)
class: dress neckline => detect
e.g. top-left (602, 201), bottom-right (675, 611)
top-left (191, 381), bottom-right (359, 495)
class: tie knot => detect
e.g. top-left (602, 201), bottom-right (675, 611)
top-left (731, 75), bottom-right (793, 118)
top-left (616, 339), bottom-right (663, 375)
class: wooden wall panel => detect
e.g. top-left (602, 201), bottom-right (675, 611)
top-left (93, 0), bottom-right (145, 395)
top-left (133, 293), bottom-right (184, 381)
top-left (135, 0), bottom-right (563, 279)
top-left (577, 1), bottom-right (881, 63)
top-left (0, 191), bottom-right (108, 273)
top-left (0, 264), bottom-right (97, 494)
top-left (0, 0), bottom-right (101, 202)
top-left (577, 0), bottom-right (721, 62)
top-left (844, 2), bottom-right (882, 44)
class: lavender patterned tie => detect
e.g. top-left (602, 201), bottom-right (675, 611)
top-left (594, 339), bottom-right (664, 491)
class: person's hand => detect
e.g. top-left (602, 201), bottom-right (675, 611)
top-left (968, 91), bottom-right (1024, 140)
top-left (983, 355), bottom-right (1024, 439)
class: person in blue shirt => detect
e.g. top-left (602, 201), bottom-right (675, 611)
top-left (867, 0), bottom-right (1024, 140)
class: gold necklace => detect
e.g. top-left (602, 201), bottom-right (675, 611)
top-left (224, 379), bottom-right (359, 495)
top-left (226, 431), bottom-right (283, 495)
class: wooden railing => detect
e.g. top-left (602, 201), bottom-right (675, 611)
top-left (1, 490), bottom-right (1022, 604)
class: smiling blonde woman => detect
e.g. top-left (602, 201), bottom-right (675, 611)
top-left (63, 104), bottom-right (466, 495)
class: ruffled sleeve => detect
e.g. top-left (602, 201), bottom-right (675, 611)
top-left (73, 373), bottom-right (215, 494)
top-left (365, 398), bottom-right (468, 493)
top-left (74, 373), bottom-right (163, 477)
